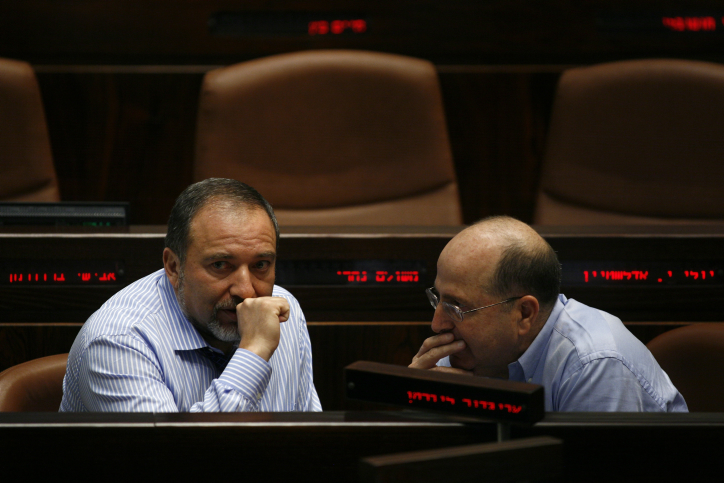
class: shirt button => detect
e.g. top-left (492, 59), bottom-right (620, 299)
top-left (527, 378), bottom-right (532, 383)
top-left (256, 392), bottom-right (262, 401)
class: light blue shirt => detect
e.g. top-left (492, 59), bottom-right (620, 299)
top-left (442, 295), bottom-right (688, 412)
top-left (60, 269), bottom-right (322, 412)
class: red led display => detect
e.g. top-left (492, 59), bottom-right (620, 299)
top-left (662, 16), bottom-right (717, 32)
top-left (407, 391), bottom-right (522, 414)
top-left (563, 262), bottom-right (723, 286)
top-left (336, 270), bottom-right (420, 283)
top-left (7, 271), bottom-right (118, 284)
top-left (2, 261), bottom-right (123, 285)
top-left (308, 19), bottom-right (367, 35)
top-left (276, 260), bottom-right (426, 286)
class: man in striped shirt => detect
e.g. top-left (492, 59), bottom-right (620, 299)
top-left (60, 178), bottom-right (321, 412)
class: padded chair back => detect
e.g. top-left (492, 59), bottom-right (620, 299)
top-left (535, 59), bottom-right (724, 225)
top-left (0, 57), bottom-right (60, 202)
top-left (646, 324), bottom-right (724, 412)
top-left (0, 353), bottom-right (68, 411)
top-left (194, 50), bottom-right (462, 225)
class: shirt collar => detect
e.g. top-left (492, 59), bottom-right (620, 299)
top-left (508, 294), bottom-right (567, 382)
top-left (156, 269), bottom-right (209, 352)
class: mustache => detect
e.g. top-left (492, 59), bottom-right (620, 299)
top-left (214, 296), bottom-right (244, 312)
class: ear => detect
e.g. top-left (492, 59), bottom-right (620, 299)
top-left (516, 295), bottom-right (540, 337)
top-left (163, 247), bottom-right (181, 289)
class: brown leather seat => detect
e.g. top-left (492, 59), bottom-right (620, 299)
top-left (0, 57), bottom-right (60, 202)
top-left (194, 50), bottom-right (462, 226)
top-left (535, 59), bottom-right (724, 225)
top-left (647, 324), bottom-right (724, 412)
top-left (0, 353), bottom-right (68, 411)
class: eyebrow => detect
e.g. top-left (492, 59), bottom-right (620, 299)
top-left (202, 252), bottom-right (277, 263)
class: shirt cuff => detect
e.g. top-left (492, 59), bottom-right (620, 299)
top-left (217, 348), bottom-right (272, 403)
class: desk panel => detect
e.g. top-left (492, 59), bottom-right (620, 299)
top-left (0, 412), bottom-right (721, 482)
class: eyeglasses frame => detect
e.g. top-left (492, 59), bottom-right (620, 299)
top-left (425, 287), bottom-right (523, 323)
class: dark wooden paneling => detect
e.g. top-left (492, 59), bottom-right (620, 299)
top-left (0, 412), bottom-right (496, 482)
top-left (0, 412), bottom-right (723, 482)
top-left (309, 323), bottom-right (432, 410)
top-left (37, 73), bottom-right (200, 225)
top-left (5, 1), bottom-right (724, 65)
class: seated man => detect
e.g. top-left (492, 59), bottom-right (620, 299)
top-left (61, 178), bottom-right (321, 412)
top-left (410, 215), bottom-right (687, 412)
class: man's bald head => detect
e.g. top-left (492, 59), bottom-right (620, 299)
top-left (443, 216), bottom-right (561, 312)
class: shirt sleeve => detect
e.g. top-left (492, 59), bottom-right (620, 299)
top-left (556, 357), bottom-right (671, 412)
top-left (295, 308), bottom-right (322, 412)
top-left (76, 335), bottom-right (273, 412)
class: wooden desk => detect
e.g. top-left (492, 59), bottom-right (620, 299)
top-left (0, 411), bottom-right (721, 482)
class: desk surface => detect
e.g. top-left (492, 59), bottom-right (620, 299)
top-left (1, 411), bottom-right (722, 482)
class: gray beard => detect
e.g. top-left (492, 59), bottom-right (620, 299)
top-left (177, 267), bottom-right (241, 345)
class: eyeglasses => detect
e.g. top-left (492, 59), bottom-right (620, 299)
top-left (425, 287), bottom-right (523, 323)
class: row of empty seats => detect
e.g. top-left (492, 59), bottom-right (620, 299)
top-left (3, 52), bottom-right (724, 225)
top-left (2, 323), bottom-right (723, 411)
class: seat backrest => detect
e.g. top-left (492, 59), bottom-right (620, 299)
top-left (0, 353), bottom-right (68, 411)
top-left (535, 59), bottom-right (724, 225)
top-left (646, 324), bottom-right (724, 412)
top-left (194, 50), bottom-right (462, 225)
top-left (0, 57), bottom-right (60, 202)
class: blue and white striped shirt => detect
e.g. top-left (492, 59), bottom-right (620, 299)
top-left (60, 269), bottom-right (322, 412)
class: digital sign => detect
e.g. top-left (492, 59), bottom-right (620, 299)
top-left (345, 361), bottom-right (544, 425)
top-left (1, 261), bottom-right (124, 285)
top-left (598, 12), bottom-right (724, 35)
top-left (209, 12), bottom-right (368, 37)
top-left (561, 261), bottom-right (724, 286)
top-left (276, 260), bottom-right (426, 286)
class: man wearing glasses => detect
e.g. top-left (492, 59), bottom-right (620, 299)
top-left (410, 216), bottom-right (687, 412)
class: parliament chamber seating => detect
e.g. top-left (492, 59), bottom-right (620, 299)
top-left (193, 49), bottom-right (463, 226)
top-left (647, 323), bottom-right (724, 412)
top-left (0, 353), bottom-right (67, 411)
top-left (534, 59), bottom-right (724, 225)
top-left (0, 57), bottom-right (60, 202)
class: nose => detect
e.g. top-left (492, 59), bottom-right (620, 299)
top-left (229, 266), bottom-right (256, 299)
top-left (431, 305), bottom-right (455, 334)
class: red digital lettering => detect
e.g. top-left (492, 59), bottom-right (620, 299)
top-left (308, 20), bottom-right (330, 35)
top-left (351, 19), bottom-right (367, 33)
top-left (662, 17), bottom-right (685, 32)
top-left (331, 19), bottom-right (346, 34)
top-left (375, 271), bottom-right (387, 282)
top-left (584, 271), bottom-right (589, 283)
top-left (462, 398), bottom-right (472, 408)
top-left (80, 273), bottom-right (91, 282)
top-left (686, 17), bottom-right (702, 31)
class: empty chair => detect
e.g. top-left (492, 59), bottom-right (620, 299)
top-left (535, 59), bottom-right (724, 225)
top-left (0, 353), bottom-right (68, 411)
top-left (0, 57), bottom-right (60, 202)
top-left (647, 324), bottom-right (724, 411)
top-left (194, 50), bottom-right (462, 226)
